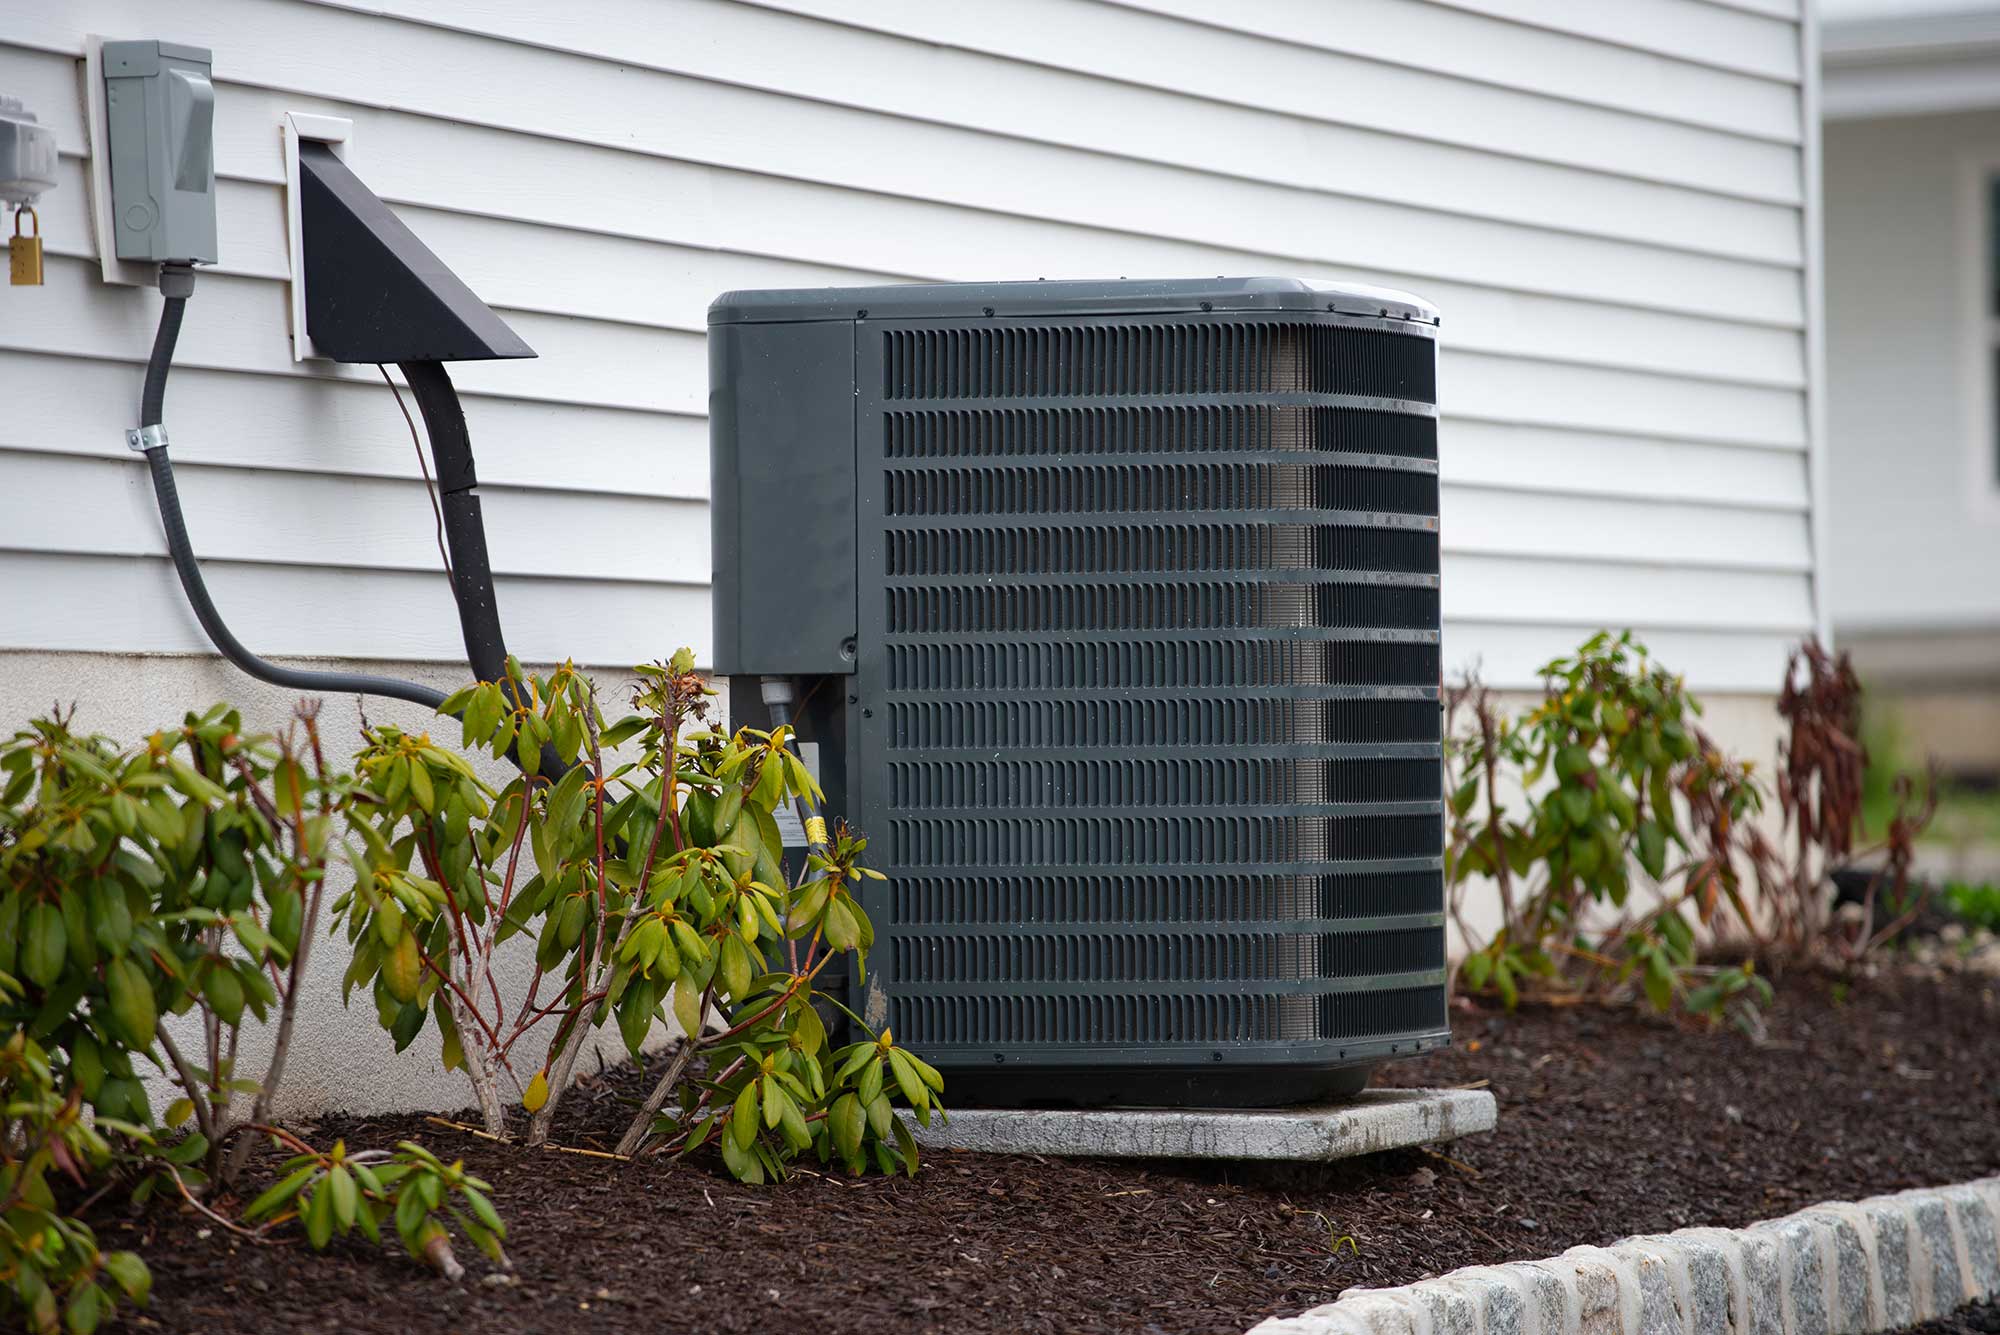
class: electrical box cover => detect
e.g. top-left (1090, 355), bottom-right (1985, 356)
top-left (102, 39), bottom-right (218, 264)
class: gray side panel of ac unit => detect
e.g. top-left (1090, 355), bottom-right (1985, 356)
top-left (709, 319), bottom-right (857, 676)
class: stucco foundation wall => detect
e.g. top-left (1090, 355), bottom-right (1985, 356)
top-left (0, 649), bottom-right (694, 1120)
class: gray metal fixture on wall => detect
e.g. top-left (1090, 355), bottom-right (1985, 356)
top-left (710, 277), bottom-right (1449, 1107)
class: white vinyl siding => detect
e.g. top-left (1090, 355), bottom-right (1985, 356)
top-left (0, 0), bottom-right (1818, 690)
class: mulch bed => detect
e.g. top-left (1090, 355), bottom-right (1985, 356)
top-left (1910, 1303), bottom-right (2000, 1335)
top-left (102, 964), bottom-right (2000, 1335)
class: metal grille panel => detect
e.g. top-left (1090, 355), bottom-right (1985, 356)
top-left (889, 870), bottom-right (1443, 926)
top-left (893, 986), bottom-right (1445, 1048)
top-left (883, 322), bottom-right (1437, 401)
top-left (857, 305), bottom-right (1447, 1074)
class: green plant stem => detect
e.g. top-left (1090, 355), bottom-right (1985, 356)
top-left (154, 1025), bottom-right (215, 1145)
top-left (618, 946), bottom-right (839, 1158)
top-left (527, 701), bottom-right (616, 1146)
top-left (1476, 690), bottom-right (1518, 939)
top-left (611, 1019), bottom-right (706, 1158)
top-left (227, 810), bottom-right (328, 1186)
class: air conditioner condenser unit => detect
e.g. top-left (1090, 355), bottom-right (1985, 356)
top-left (710, 277), bottom-right (1447, 1107)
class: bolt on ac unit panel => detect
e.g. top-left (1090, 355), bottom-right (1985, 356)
top-left (711, 277), bottom-right (1448, 1107)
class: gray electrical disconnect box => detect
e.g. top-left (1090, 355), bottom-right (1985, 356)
top-left (102, 40), bottom-right (217, 265)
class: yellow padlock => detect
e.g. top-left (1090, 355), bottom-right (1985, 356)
top-left (10, 207), bottom-right (44, 286)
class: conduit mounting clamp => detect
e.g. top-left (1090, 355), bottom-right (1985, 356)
top-left (125, 424), bottom-right (170, 453)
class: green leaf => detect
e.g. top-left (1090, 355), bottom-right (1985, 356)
top-left (718, 1129), bottom-right (763, 1184)
top-left (1636, 820), bottom-right (1667, 881)
top-left (886, 1047), bottom-right (927, 1110)
top-left (329, 1164), bottom-right (358, 1228)
top-left (891, 1110), bottom-right (921, 1177)
top-left (1659, 910), bottom-right (1696, 960)
top-left (273, 757), bottom-right (304, 819)
top-left (1685, 980), bottom-right (1725, 1015)
top-left (1554, 744), bottom-right (1592, 780)
top-left (1642, 954), bottom-right (1674, 1012)
top-left (672, 973), bottom-right (704, 1038)
top-left (306, 1178), bottom-right (336, 1249)
top-left (761, 1077), bottom-right (790, 1129)
top-left (204, 963), bottom-right (246, 1027)
top-left (1450, 776), bottom-right (1479, 817)
top-left (232, 915), bottom-right (281, 966)
top-left (390, 1000), bottom-right (425, 1053)
top-left (823, 898), bottom-right (860, 953)
top-left (460, 1184), bottom-right (505, 1238)
top-left (792, 1000), bottom-right (827, 1057)
top-left (408, 758), bottom-right (435, 814)
top-left (23, 901), bottom-right (66, 988)
top-left (617, 989), bottom-right (654, 1058)
top-left (777, 1093), bottom-right (811, 1151)
top-left (104, 956), bottom-right (158, 1051)
top-left (731, 1081), bottom-right (759, 1150)
top-left (905, 1051), bottom-right (945, 1094)
top-left (1461, 949), bottom-right (1494, 991)
top-left (787, 880), bottom-right (832, 933)
top-left (865, 1092), bottom-right (893, 1141)
top-left (830, 1092), bottom-right (864, 1162)
top-left (712, 786), bottom-right (744, 843)
top-left (720, 934), bottom-right (752, 1002)
top-left (64, 1281), bottom-right (103, 1334)
top-left (394, 1176), bottom-right (429, 1244)
top-left (857, 1056), bottom-right (884, 1107)
top-left (101, 1253), bottom-right (150, 1303)
top-left (600, 715), bottom-right (649, 749)
top-left (243, 1163), bottom-right (318, 1221)
top-left (90, 881), bottom-right (134, 957)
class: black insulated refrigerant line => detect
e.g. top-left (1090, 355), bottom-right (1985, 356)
top-left (137, 265), bottom-right (451, 710)
top-left (396, 359), bottom-right (510, 689)
top-left (136, 264), bottom-right (527, 716)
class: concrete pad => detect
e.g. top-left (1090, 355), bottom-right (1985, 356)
top-left (901, 1087), bottom-right (1496, 1161)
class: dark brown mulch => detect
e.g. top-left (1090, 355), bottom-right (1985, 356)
top-left (1909, 1302), bottom-right (2000, 1335)
top-left (102, 966), bottom-right (2000, 1335)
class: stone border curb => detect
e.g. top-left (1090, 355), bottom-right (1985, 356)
top-left (1249, 1177), bottom-right (2000, 1335)
top-left (903, 1088), bottom-right (1496, 1161)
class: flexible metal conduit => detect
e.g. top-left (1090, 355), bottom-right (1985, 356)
top-left (138, 265), bottom-right (447, 710)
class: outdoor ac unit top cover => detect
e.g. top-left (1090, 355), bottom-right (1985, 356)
top-left (708, 276), bottom-right (1441, 326)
